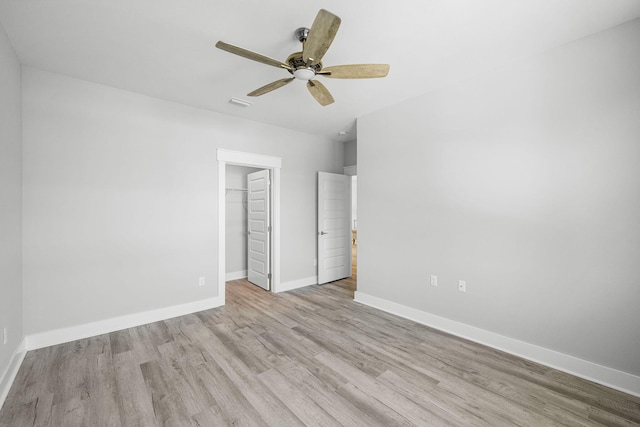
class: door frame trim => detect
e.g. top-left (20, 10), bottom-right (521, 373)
top-left (217, 149), bottom-right (282, 302)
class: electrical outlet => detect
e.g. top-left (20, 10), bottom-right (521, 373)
top-left (199, 277), bottom-right (205, 287)
top-left (3, 327), bottom-right (7, 345)
top-left (458, 280), bottom-right (466, 293)
top-left (430, 275), bottom-right (438, 287)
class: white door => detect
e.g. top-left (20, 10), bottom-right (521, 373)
top-left (318, 172), bottom-right (352, 284)
top-left (247, 169), bottom-right (270, 290)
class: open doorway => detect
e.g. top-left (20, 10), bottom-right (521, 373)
top-left (224, 165), bottom-right (262, 282)
top-left (217, 149), bottom-right (282, 302)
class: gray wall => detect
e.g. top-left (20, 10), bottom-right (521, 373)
top-left (22, 68), bottom-right (344, 335)
top-left (0, 23), bottom-right (23, 383)
top-left (357, 19), bottom-right (640, 376)
top-left (344, 140), bottom-right (357, 167)
top-left (225, 165), bottom-right (261, 276)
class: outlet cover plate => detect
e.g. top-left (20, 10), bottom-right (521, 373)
top-left (458, 280), bottom-right (466, 293)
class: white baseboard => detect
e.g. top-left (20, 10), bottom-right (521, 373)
top-left (0, 338), bottom-right (26, 411)
top-left (225, 270), bottom-right (247, 281)
top-left (276, 276), bottom-right (317, 293)
top-left (25, 296), bottom-right (224, 351)
top-left (354, 291), bottom-right (640, 398)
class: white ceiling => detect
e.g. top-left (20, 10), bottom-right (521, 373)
top-left (1, 0), bottom-right (639, 142)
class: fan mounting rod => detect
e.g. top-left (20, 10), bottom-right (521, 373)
top-left (295, 27), bottom-right (310, 43)
top-left (294, 27), bottom-right (317, 71)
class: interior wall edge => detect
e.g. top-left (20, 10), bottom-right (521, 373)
top-left (354, 290), bottom-right (640, 398)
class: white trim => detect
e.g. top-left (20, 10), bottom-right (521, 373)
top-left (218, 149), bottom-right (281, 295)
top-left (276, 276), bottom-right (318, 293)
top-left (354, 291), bottom-right (640, 398)
top-left (25, 296), bottom-right (223, 351)
top-left (226, 270), bottom-right (247, 281)
top-left (217, 149), bottom-right (282, 169)
top-left (271, 167), bottom-right (281, 292)
top-left (0, 338), bottom-right (27, 410)
top-left (218, 162), bottom-right (227, 305)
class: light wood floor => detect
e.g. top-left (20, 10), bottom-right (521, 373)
top-left (1, 260), bottom-right (639, 425)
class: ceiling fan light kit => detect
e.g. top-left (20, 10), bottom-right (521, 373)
top-left (216, 9), bottom-right (389, 106)
top-left (293, 68), bottom-right (315, 81)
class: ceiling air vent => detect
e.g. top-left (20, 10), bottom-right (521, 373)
top-left (228, 97), bottom-right (252, 107)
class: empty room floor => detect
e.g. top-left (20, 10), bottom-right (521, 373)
top-left (1, 276), bottom-right (639, 426)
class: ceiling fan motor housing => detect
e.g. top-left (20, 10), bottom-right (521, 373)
top-left (286, 52), bottom-right (322, 80)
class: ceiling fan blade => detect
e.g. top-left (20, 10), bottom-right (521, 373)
top-left (216, 41), bottom-right (291, 70)
top-left (307, 80), bottom-right (334, 106)
top-left (303, 9), bottom-right (341, 66)
top-left (319, 64), bottom-right (390, 79)
top-left (247, 78), bottom-right (295, 97)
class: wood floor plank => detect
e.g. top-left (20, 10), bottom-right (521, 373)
top-left (377, 369), bottom-right (488, 426)
top-left (210, 323), bottom-right (272, 375)
top-left (272, 356), bottom-right (387, 427)
top-left (335, 382), bottom-right (414, 426)
top-left (255, 330), bottom-right (350, 391)
top-left (191, 353), bottom-right (269, 426)
top-left (112, 351), bottom-right (157, 427)
top-left (30, 394), bottom-right (54, 427)
top-left (190, 406), bottom-right (227, 426)
top-left (85, 353), bottom-right (121, 427)
top-left (315, 351), bottom-right (456, 426)
top-left (139, 360), bottom-right (195, 426)
top-left (2, 258), bottom-right (639, 426)
top-left (50, 395), bottom-right (85, 427)
top-left (257, 368), bottom-right (342, 427)
top-left (109, 329), bottom-right (133, 355)
top-left (183, 322), bottom-right (302, 427)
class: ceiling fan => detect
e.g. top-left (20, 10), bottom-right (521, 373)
top-left (215, 9), bottom-right (390, 106)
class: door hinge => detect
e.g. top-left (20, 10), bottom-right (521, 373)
top-left (268, 226), bottom-right (272, 232)
top-left (268, 273), bottom-right (272, 279)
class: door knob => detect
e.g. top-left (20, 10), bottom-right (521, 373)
top-left (319, 231), bottom-right (329, 235)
